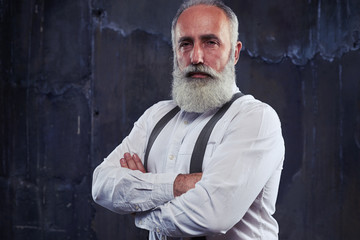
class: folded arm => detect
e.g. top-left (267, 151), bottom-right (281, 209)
top-left (92, 102), bottom-right (180, 214)
top-left (134, 104), bottom-right (285, 237)
top-left (92, 147), bottom-right (202, 214)
top-left (120, 152), bottom-right (203, 197)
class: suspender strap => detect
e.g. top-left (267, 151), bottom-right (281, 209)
top-left (189, 92), bottom-right (244, 173)
top-left (144, 106), bottom-right (180, 171)
top-left (144, 92), bottom-right (244, 172)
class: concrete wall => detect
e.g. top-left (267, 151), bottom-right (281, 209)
top-left (1, 0), bottom-right (359, 239)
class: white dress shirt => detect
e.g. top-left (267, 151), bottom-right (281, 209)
top-left (92, 92), bottom-right (285, 240)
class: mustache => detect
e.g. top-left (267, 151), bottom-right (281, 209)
top-left (183, 64), bottom-right (220, 79)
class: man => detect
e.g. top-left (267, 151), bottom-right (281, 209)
top-left (92, 0), bottom-right (285, 239)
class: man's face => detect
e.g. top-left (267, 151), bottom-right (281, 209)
top-left (171, 4), bottom-right (242, 113)
top-left (174, 5), bottom-right (236, 75)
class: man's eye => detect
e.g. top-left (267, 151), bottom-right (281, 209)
top-left (180, 42), bottom-right (191, 48)
top-left (206, 40), bottom-right (218, 46)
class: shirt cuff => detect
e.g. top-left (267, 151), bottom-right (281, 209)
top-left (153, 172), bottom-right (178, 201)
top-left (127, 171), bottom-right (178, 206)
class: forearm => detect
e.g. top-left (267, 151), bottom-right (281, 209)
top-left (135, 178), bottom-right (233, 237)
top-left (120, 151), bottom-right (203, 198)
top-left (92, 136), bottom-right (177, 214)
top-left (92, 139), bottom-right (200, 214)
top-left (135, 156), bottom-right (282, 237)
top-left (92, 101), bottom-right (184, 214)
top-left (92, 161), bottom-right (177, 214)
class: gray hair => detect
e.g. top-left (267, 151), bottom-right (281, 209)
top-left (171, 0), bottom-right (239, 51)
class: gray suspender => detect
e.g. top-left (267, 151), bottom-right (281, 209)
top-left (144, 92), bottom-right (244, 173)
top-left (143, 106), bottom-right (180, 171)
top-left (189, 92), bottom-right (244, 173)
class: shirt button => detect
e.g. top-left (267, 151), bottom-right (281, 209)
top-left (184, 120), bottom-right (189, 125)
top-left (156, 227), bottom-right (160, 233)
top-left (169, 155), bottom-right (175, 160)
top-left (135, 205), bottom-right (140, 210)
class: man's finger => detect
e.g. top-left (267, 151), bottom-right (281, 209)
top-left (124, 152), bottom-right (138, 170)
top-left (120, 158), bottom-right (128, 168)
top-left (133, 154), bottom-right (146, 173)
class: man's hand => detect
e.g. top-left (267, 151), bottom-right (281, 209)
top-left (120, 152), bottom-right (147, 173)
top-left (173, 173), bottom-right (202, 197)
top-left (120, 152), bottom-right (202, 197)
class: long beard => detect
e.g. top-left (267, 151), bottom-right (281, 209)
top-left (171, 59), bottom-right (236, 113)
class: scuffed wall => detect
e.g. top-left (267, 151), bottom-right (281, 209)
top-left (1, 0), bottom-right (93, 239)
top-left (1, 0), bottom-right (359, 239)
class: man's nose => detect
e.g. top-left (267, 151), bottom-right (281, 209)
top-left (190, 43), bottom-right (204, 65)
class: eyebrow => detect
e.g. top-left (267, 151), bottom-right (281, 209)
top-left (178, 36), bottom-right (193, 44)
top-left (201, 34), bottom-right (220, 41)
top-left (178, 34), bottom-right (221, 44)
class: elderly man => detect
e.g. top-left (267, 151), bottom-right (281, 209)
top-left (92, 0), bottom-right (285, 239)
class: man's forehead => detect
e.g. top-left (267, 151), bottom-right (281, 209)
top-left (180, 4), bottom-right (226, 17)
top-left (175, 5), bottom-right (230, 37)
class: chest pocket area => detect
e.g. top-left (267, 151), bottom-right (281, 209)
top-left (177, 137), bottom-right (217, 173)
top-left (179, 140), bottom-right (217, 156)
top-left (177, 119), bottom-right (230, 172)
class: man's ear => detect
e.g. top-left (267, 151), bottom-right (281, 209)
top-left (234, 41), bottom-right (242, 65)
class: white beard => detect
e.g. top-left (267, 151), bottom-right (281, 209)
top-left (171, 58), bottom-right (236, 113)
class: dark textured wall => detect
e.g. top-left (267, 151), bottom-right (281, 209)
top-left (1, 0), bottom-right (359, 239)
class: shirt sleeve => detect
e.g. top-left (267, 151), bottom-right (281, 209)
top-left (134, 103), bottom-right (285, 237)
top-left (92, 102), bottom-right (178, 214)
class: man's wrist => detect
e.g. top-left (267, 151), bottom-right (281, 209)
top-left (173, 173), bottom-right (202, 197)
